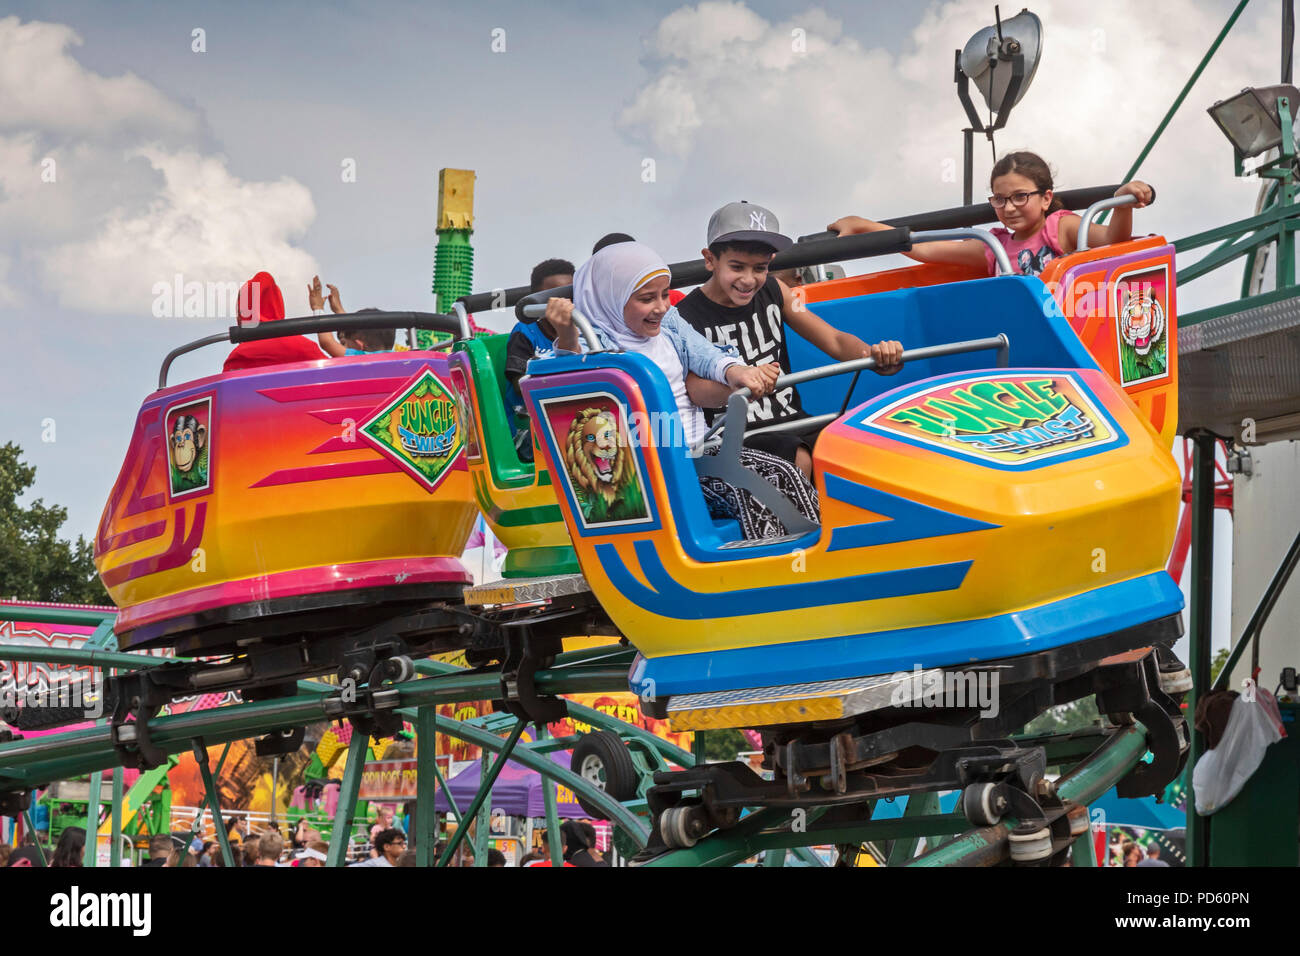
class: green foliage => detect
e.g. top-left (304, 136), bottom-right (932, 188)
top-left (0, 442), bottom-right (108, 604)
top-left (698, 728), bottom-right (748, 763)
top-left (1021, 694), bottom-right (1101, 736)
top-left (1210, 648), bottom-right (1230, 685)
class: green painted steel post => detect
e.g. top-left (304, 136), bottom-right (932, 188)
top-left (1098, 0), bottom-right (1250, 225)
top-left (23, 809), bottom-right (47, 866)
top-left (1275, 100), bottom-right (1296, 289)
top-left (1072, 831), bottom-right (1099, 866)
top-left (886, 791), bottom-right (941, 866)
top-left (83, 770), bottom-right (102, 867)
top-left (1186, 430), bottom-right (1217, 867)
top-left (327, 725), bottom-right (370, 868)
top-left (110, 769), bottom-right (123, 867)
top-left (195, 738), bottom-right (235, 868)
top-left (474, 749), bottom-right (491, 867)
top-left (437, 719), bottom-right (526, 867)
top-left (541, 725), bottom-right (563, 866)
top-left (415, 706), bottom-right (438, 867)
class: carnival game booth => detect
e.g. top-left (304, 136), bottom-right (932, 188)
top-left (515, 193), bottom-right (1188, 859)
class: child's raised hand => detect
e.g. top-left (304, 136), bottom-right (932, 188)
top-left (326, 283), bottom-right (344, 314)
top-left (1115, 181), bottom-right (1154, 208)
top-left (308, 275), bottom-right (324, 312)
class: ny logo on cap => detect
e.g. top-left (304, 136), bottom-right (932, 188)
top-left (750, 210), bottom-right (768, 230)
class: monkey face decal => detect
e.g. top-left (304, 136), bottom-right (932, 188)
top-left (166, 398), bottom-right (213, 498)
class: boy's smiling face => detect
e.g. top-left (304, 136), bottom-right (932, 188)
top-left (702, 246), bottom-right (776, 307)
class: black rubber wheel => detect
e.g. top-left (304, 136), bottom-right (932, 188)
top-left (961, 782), bottom-right (1005, 827)
top-left (570, 731), bottom-right (639, 818)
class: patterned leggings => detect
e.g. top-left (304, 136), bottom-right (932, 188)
top-left (697, 447), bottom-right (821, 540)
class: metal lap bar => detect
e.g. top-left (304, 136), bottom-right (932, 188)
top-left (911, 228), bottom-right (1014, 276)
top-left (519, 302), bottom-right (604, 353)
top-left (693, 334), bottom-right (1010, 452)
top-left (1076, 194), bottom-right (1140, 252)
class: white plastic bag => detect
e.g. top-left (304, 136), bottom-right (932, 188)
top-left (1192, 684), bottom-right (1286, 816)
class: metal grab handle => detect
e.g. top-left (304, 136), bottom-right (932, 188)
top-left (520, 303), bottom-right (605, 354)
top-left (799, 184), bottom-right (1124, 243)
top-left (1075, 189), bottom-right (1156, 251)
top-left (691, 334), bottom-right (1010, 455)
top-left (158, 310), bottom-right (464, 389)
top-left (911, 228), bottom-right (1013, 276)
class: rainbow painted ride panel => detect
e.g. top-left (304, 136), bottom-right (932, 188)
top-left (521, 274), bottom-right (1182, 701)
top-left (449, 336), bottom-right (577, 578)
top-left (96, 352), bottom-right (477, 648)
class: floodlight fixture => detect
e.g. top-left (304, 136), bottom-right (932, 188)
top-left (1207, 84), bottom-right (1300, 160)
top-left (953, 6), bottom-right (1043, 204)
top-left (959, 7), bottom-right (1044, 118)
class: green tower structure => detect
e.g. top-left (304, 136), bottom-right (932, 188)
top-left (418, 168), bottom-right (476, 349)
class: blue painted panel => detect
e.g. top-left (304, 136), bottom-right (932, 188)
top-left (629, 571), bottom-right (1184, 695)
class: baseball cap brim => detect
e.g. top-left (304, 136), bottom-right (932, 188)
top-left (710, 229), bottom-right (793, 252)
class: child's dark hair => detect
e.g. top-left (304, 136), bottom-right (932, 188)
top-left (990, 151), bottom-right (1064, 213)
top-left (529, 258), bottom-right (575, 293)
top-left (592, 233), bottom-right (636, 254)
top-left (707, 239), bottom-right (778, 259)
top-left (340, 307), bottom-right (394, 352)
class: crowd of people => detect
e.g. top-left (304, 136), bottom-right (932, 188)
top-left (0, 808), bottom-right (617, 868)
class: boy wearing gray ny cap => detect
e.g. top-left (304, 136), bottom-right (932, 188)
top-left (675, 201), bottom-right (905, 477)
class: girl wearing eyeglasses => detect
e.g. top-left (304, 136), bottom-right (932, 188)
top-left (828, 151), bottom-right (1153, 278)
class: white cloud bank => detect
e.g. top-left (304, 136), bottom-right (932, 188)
top-left (618, 0), bottom-right (1276, 309)
top-left (0, 16), bottom-right (317, 315)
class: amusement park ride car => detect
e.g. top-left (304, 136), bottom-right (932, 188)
top-left (83, 189), bottom-right (1189, 863)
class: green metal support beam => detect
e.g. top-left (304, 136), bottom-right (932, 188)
top-left (1185, 431), bottom-right (1218, 867)
top-left (195, 738), bottom-right (235, 868)
top-left (437, 719), bottom-right (526, 867)
top-left (0, 663), bottom-right (631, 787)
top-left (1098, 0), bottom-right (1250, 225)
top-left (885, 790), bottom-right (941, 865)
top-left (0, 604), bottom-right (116, 626)
top-left (415, 706), bottom-right (439, 867)
top-left (327, 724), bottom-right (370, 868)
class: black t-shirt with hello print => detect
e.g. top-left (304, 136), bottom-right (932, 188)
top-left (676, 276), bottom-right (805, 427)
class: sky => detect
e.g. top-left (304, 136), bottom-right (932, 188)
top-left (1, 0), bottom-right (1279, 649)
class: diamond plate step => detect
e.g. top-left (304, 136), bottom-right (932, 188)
top-left (667, 670), bottom-right (935, 731)
top-left (462, 573), bottom-right (591, 607)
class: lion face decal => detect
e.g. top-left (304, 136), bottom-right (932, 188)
top-left (560, 406), bottom-right (648, 526)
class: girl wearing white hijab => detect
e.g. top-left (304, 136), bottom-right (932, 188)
top-left (543, 242), bottom-right (819, 539)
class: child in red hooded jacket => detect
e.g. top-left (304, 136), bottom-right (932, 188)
top-left (222, 271), bottom-right (326, 372)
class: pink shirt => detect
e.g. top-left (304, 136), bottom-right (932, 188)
top-left (984, 208), bottom-right (1070, 277)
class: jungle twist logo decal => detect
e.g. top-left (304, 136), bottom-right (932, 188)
top-left (859, 373), bottom-right (1120, 468)
top-left (537, 393), bottom-right (651, 530)
top-left (360, 368), bottom-right (464, 491)
top-left (165, 396), bottom-right (213, 499)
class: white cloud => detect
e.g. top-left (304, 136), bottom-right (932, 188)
top-left (0, 17), bottom-right (318, 315)
top-left (618, 0), bottom-right (1276, 311)
top-left (42, 148), bottom-right (318, 314)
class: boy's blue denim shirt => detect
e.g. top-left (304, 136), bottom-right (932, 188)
top-left (548, 306), bottom-right (740, 382)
